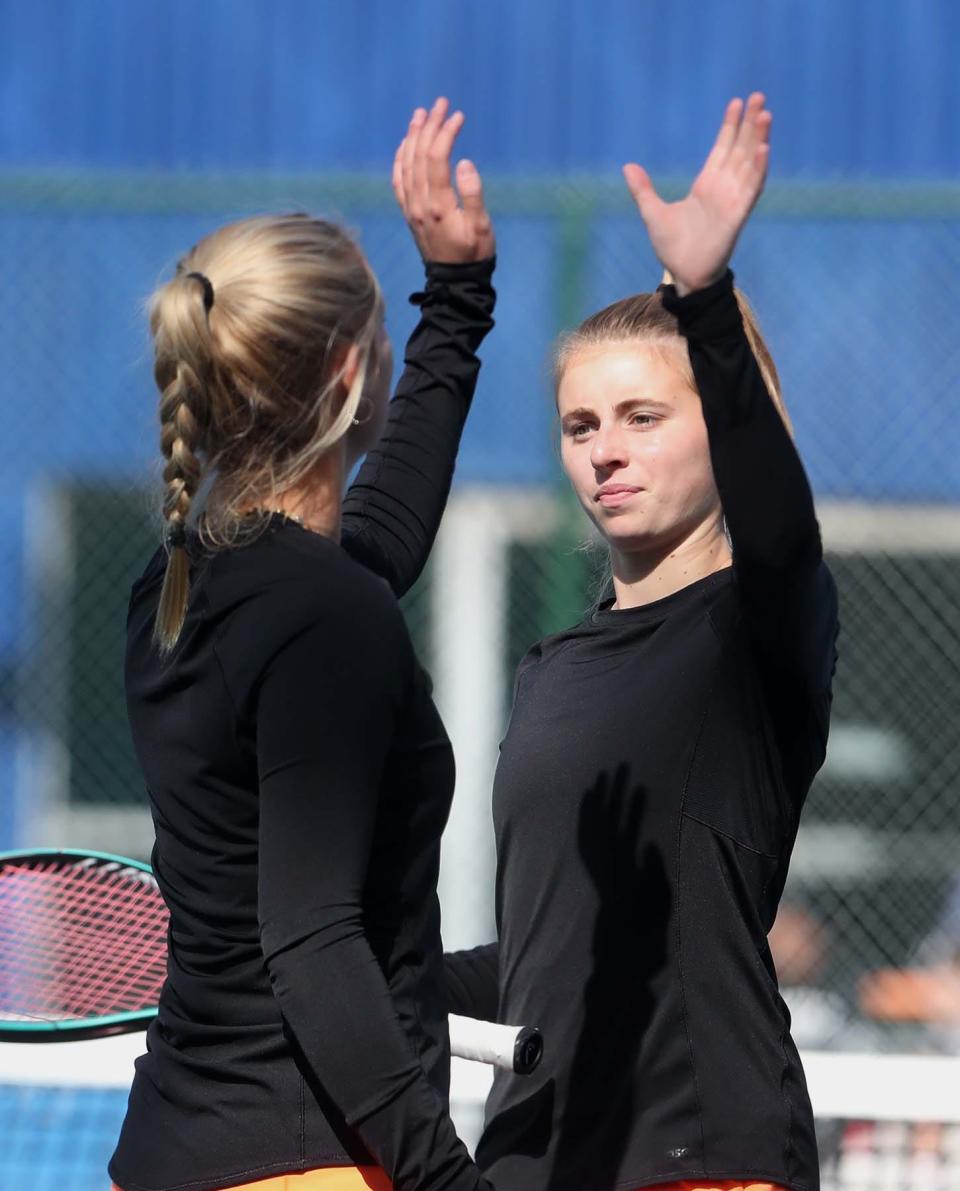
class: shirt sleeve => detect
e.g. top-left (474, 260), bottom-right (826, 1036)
top-left (444, 943), bottom-right (500, 1022)
top-left (255, 583), bottom-right (491, 1191)
top-left (341, 258), bottom-right (497, 598)
top-left (660, 271), bottom-right (839, 704)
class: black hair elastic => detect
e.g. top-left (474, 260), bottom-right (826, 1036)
top-left (186, 271), bottom-right (215, 313)
top-left (166, 522), bottom-right (187, 548)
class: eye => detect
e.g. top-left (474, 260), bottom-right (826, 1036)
top-left (630, 412), bottom-right (658, 428)
top-left (564, 420), bottom-right (594, 439)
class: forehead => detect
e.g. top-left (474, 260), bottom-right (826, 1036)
top-left (556, 341), bottom-right (694, 413)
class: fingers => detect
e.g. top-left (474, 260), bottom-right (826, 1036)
top-left (750, 108), bottom-right (773, 179)
top-left (622, 163), bottom-right (662, 224)
top-left (732, 95), bottom-right (772, 204)
top-left (455, 158), bottom-right (483, 209)
top-left (427, 109), bottom-right (465, 217)
top-left (703, 97), bottom-right (744, 173)
top-left (400, 107), bottom-right (426, 219)
top-left (694, 93), bottom-right (772, 215)
top-left (391, 139), bottom-right (406, 211)
top-left (397, 97), bottom-right (495, 260)
top-left (751, 126), bottom-right (772, 190)
top-left (455, 158), bottom-right (491, 237)
top-left (412, 97), bottom-right (448, 220)
top-left (732, 92), bottom-right (768, 164)
top-left (702, 93), bottom-right (771, 184)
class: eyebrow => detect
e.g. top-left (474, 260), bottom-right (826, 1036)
top-left (561, 398), bottom-right (675, 422)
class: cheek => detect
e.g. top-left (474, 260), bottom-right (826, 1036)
top-left (661, 423), bottom-right (718, 508)
top-left (560, 441), bottom-right (593, 499)
top-left (652, 419), bottom-right (709, 475)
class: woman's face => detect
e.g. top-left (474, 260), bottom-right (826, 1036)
top-left (557, 341), bottom-right (722, 556)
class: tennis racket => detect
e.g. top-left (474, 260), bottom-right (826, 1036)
top-left (0, 848), bottom-right (541, 1074)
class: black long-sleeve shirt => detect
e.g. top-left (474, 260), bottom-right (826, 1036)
top-left (109, 259), bottom-right (496, 1191)
top-left (447, 272), bottom-right (838, 1191)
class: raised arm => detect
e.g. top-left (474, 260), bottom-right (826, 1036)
top-left (658, 272), bottom-right (836, 695)
top-left (342, 99), bottom-right (496, 597)
top-left (624, 96), bottom-right (837, 696)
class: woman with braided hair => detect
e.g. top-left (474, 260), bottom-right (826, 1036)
top-left (110, 98), bottom-right (497, 1191)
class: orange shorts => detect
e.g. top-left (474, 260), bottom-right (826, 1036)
top-left (643, 1184), bottom-right (788, 1191)
top-left (112, 1168), bottom-right (392, 1191)
top-left (112, 1174), bottom-right (788, 1191)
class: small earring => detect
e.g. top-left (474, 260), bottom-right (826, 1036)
top-left (352, 417), bottom-right (360, 426)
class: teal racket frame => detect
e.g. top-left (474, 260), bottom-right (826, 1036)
top-left (0, 847), bottom-right (163, 1042)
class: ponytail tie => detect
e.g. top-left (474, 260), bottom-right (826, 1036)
top-left (166, 522), bottom-right (187, 548)
top-left (186, 271), bottom-right (215, 313)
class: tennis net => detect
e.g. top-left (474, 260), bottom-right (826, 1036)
top-left (0, 1036), bottom-right (957, 1190)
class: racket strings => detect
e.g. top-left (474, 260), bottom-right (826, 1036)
top-left (0, 861), bottom-right (168, 1021)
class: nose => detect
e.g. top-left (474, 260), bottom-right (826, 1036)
top-left (590, 423), bottom-right (628, 473)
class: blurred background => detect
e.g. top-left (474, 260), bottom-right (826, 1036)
top-left (1, 1), bottom-right (959, 1187)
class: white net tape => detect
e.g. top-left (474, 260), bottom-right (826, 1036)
top-left (1, 1037), bottom-right (957, 1189)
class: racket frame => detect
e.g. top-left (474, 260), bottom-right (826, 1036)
top-left (0, 850), bottom-right (541, 1074)
top-left (0, 847), bottom-right (164, 1042)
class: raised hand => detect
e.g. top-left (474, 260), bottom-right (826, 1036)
top-left (623, 93), bottom-right (771, 296)
top-left (393, 97), bottom-right (495, 264)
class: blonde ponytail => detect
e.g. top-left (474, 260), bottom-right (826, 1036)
top-left (147, 215), bottom-right (384, 653)
top-left (732, 288), bottom-right (794, 437)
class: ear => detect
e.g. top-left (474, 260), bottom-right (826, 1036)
top-left (340, 342), bottom-right (362, 395)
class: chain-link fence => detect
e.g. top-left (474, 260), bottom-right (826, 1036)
top-left (1, 174), bottom-right (958, 1059)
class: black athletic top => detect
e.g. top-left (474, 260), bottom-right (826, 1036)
top-left (446, 273), bottom-right (839, 1191)
top-left (109, 259), bottom-right (496, 1191)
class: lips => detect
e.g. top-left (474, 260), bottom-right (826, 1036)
top-left (596, 485), bottom-right (642, 508)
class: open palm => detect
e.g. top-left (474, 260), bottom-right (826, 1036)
top-left (393, 97), bottom-right (495, 264)
top-left (623, 93), bottom-right (771, 296)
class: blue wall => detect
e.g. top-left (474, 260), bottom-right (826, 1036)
top-left (1, 3), bottom-right (959, 620)
top-left (2, 0), bottom-right (959, 177)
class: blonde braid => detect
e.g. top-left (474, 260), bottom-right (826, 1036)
top-left (153, 276), bottom-right (213, 653)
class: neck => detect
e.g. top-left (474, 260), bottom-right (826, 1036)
top-left (608, 519), bottom-right (731, 610)
top-left (261, 448), bottom-right (346, 541)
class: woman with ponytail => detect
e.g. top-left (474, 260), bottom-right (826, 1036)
top-left (445, 96), bottom-right (838, 1191)
top-left (110, 99), bottom-right (497, 1191)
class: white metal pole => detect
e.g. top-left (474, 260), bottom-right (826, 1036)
top-left (431, 489), bottom-right (507, 950)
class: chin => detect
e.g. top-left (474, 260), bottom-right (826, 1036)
top-left (594, 518), bottom-right (661, 552)
top-left (596, 502), bottom-right (706, 554)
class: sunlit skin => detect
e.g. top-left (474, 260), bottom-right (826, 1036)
top-left (558, 341), bottom-right (733, 608)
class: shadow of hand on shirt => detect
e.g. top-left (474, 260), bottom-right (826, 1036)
top-left (545, 762), bottom-right (671, 1191)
